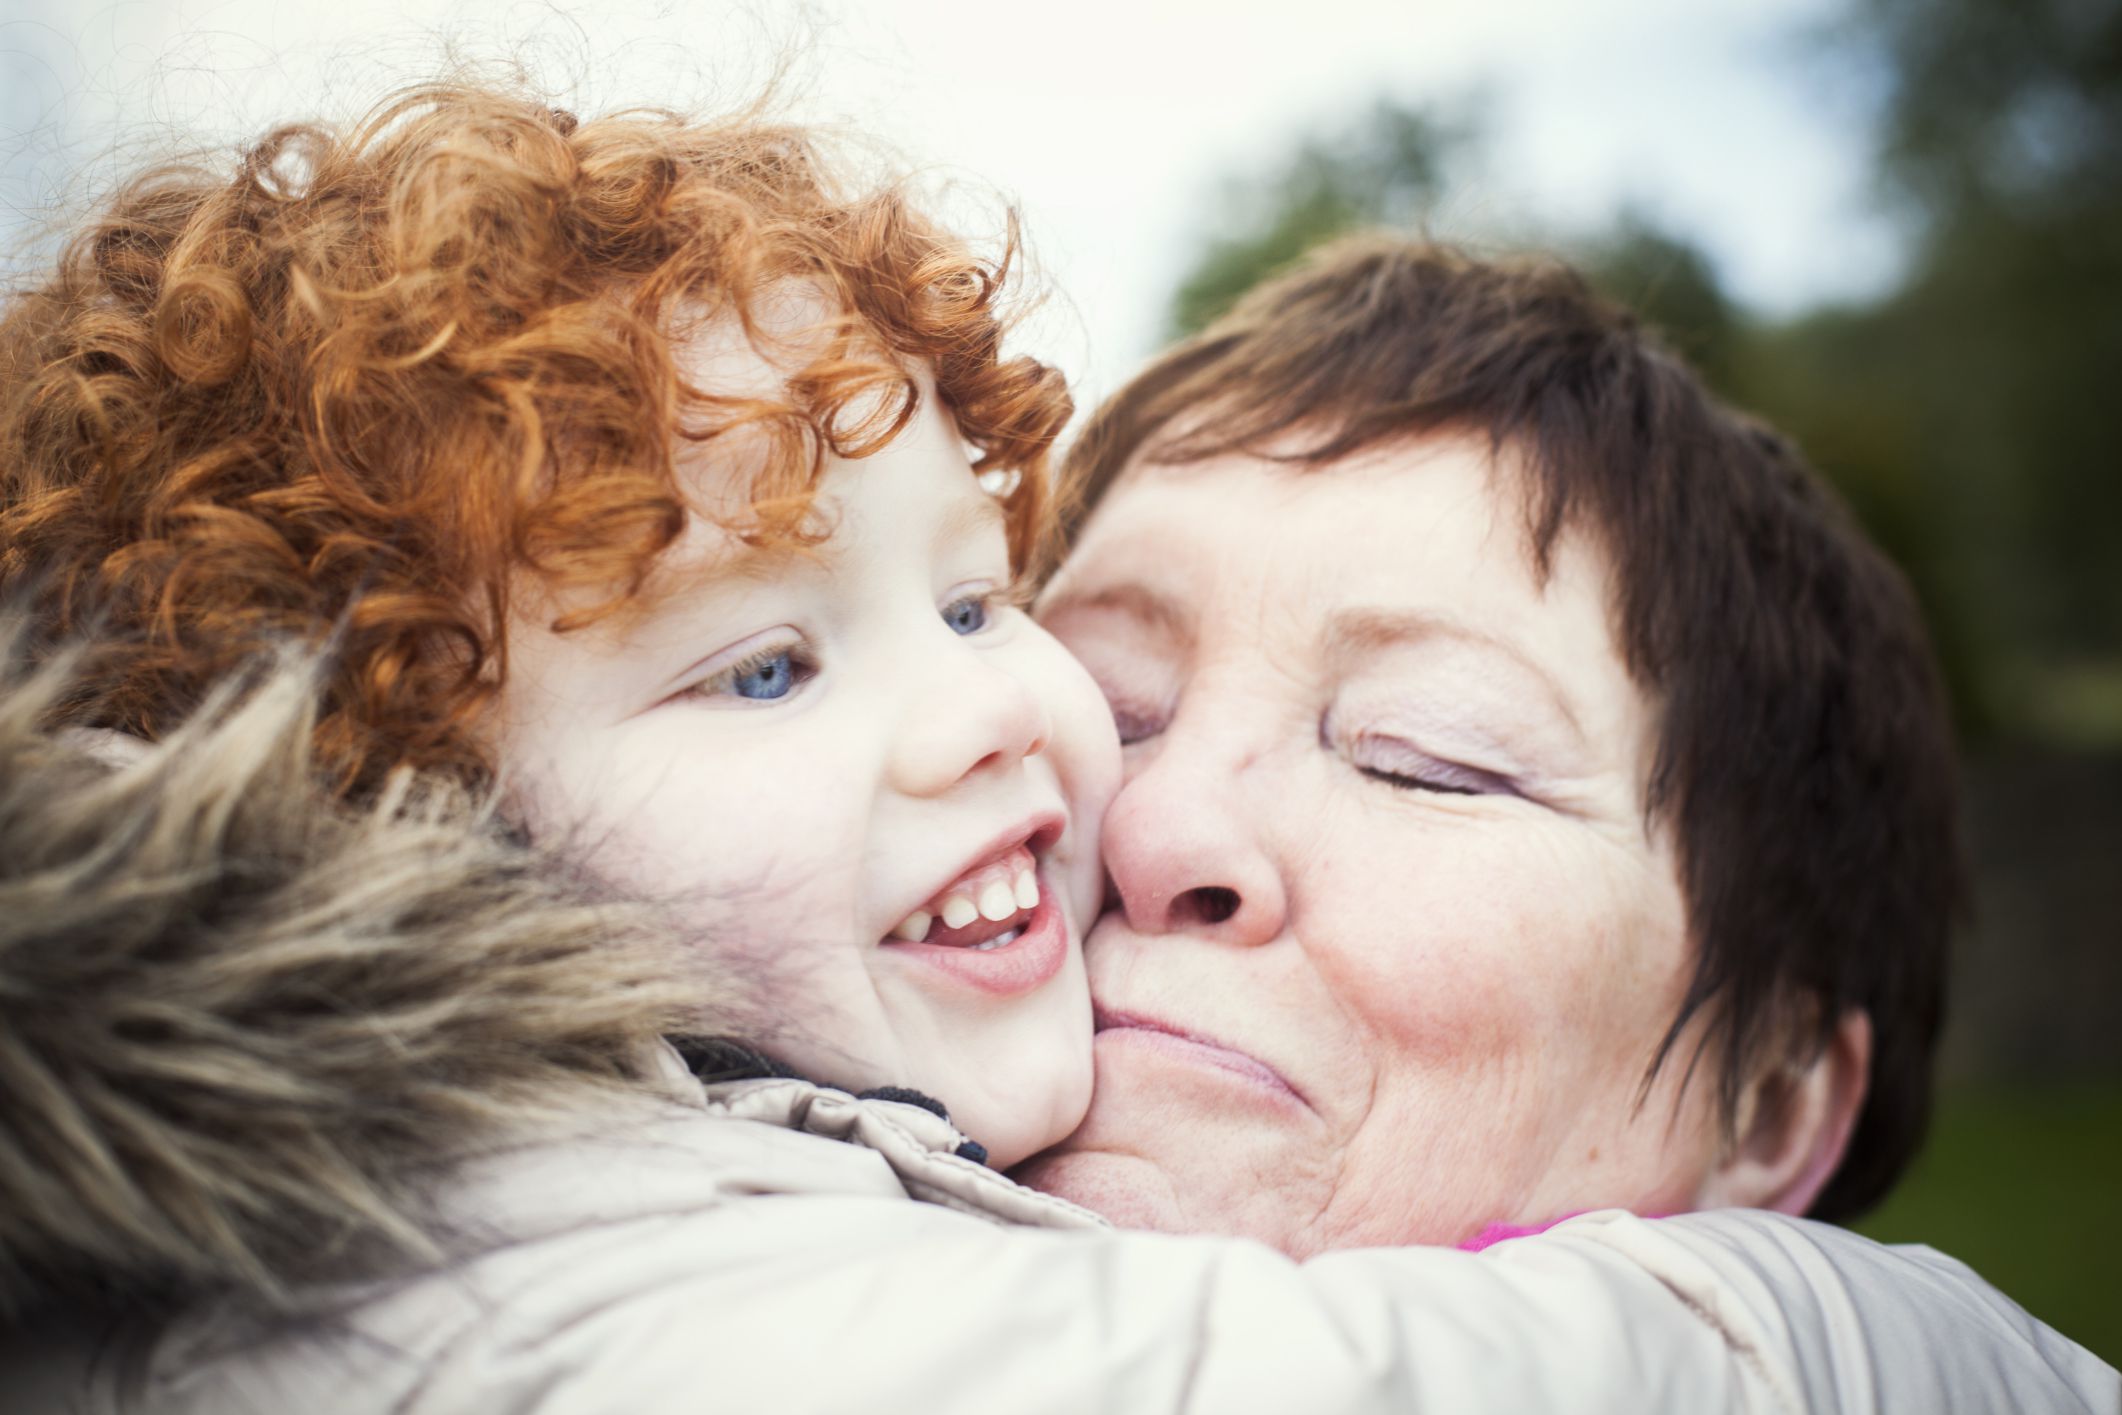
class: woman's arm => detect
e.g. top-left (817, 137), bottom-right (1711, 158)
top-left (301, 1177), bottom-right (2116, 1415)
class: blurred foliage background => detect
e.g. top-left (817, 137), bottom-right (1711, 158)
top-left (1159, 0), bottom-right (2120, 1363)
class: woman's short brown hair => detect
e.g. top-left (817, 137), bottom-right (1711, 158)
top-left (1, 82), bottom-right (1069, 793)
top-left (1061, 236), bottom-right (1961, 1222)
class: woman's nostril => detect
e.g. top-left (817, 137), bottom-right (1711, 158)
top-left (1181, 886), bottom-right (1241, 927)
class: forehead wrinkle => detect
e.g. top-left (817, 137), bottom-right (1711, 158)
top-left (1326, 605), bottom-right (1587, 744)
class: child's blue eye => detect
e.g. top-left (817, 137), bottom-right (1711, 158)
top-left (702, 645), bottom-right (811, 702)
top-left (730, 649), bottom-right (799, 698)
top-left (942, 595), bottom-right (989, 636)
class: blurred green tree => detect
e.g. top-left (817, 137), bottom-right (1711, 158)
top-left (1167, 99), bottom-right (1470, 338)
top-left (1751, 0), bottom-right (2122, 741)
top-left (1577, 211), bottom-right (1744, 394)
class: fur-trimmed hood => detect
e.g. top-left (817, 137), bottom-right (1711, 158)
top-left (0, 633), bottom-right (718, 1323)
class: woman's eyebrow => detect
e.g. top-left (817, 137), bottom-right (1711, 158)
top-left (1328, 606), bottom-right (1586, 742)
top-left (1036, 581), bottom-right (1194, 647)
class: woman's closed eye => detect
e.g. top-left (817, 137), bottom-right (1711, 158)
top-left (1080, 674), bottom-right (1169, 746)
top-left (1093, 671), bottom-right (1176, 746)
top-left (1037, 612), bottom-right (1180, 745)
top-left (1111, 708), bottom-right (1164, 746)
top-left (1341, 728), bottom-right (1520, 798)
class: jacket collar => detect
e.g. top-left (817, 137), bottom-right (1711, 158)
top-left (654, 1044), bottom-right (1106, 1232)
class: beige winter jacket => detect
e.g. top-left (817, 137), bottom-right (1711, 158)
top-left (1, 644), bottom-right (2114, 1414)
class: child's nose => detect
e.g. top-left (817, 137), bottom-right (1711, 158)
top-left (887, 646), bottom-right (1051, 799)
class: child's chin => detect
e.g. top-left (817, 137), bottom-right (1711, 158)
top-left (952, 1044), bottom-right (1094, 1172)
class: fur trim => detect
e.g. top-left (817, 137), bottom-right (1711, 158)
top-left (0, 627), bottom-right (719, 1320)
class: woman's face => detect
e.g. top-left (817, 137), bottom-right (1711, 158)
top-left (1019, 434), bottom-right (1728, 1254)
top-left (489, 334), bottom-right (1119, 1169)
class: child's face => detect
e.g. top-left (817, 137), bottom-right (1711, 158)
top-left (490, 336), bottom-right (1119, 1167)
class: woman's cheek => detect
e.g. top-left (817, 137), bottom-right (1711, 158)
top-left (1304, 813), bottom-right (1568, 1062)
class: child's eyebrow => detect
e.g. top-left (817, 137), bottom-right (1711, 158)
top-left (938, 488), bottom-right (1008, 545)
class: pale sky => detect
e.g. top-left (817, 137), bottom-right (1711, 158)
top-left (1, 0), bottom-right (1903, 411)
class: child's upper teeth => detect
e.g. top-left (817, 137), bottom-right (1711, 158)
top-left (898, 847), bottom-right (1041, 944)
top-left (977, 880), bottom-right (1017, 922)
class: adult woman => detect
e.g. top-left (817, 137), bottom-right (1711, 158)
top-left (0, 89), bottom-right (2111, 1413)
top-left (1022, 236), bottom-right (1948, 1253)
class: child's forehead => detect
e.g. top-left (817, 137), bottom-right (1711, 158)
top-left (647, 519), bottom-right (817, 601)
top-left (517, 285), bottom-right (1018, 638)
top-left (611, 417), bottom-right (1010, 625)
top-left (670, 283), bottom-right (872, 395)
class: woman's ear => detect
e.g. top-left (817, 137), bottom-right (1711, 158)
top-left (1694, 1009), bottom-right (1872, 1215)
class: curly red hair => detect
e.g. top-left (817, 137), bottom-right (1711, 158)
top-left (0, 83), bottom-right (1070, 792)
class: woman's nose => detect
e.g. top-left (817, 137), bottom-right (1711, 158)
top-left (1100, 735), bottom-right (1287, 946)
top-left (887, 641), bottom-right (1052, 799)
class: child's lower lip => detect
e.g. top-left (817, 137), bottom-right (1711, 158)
top-left (881, 874), bottom-right (1068, 997)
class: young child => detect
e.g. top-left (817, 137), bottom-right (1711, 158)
top-left (485, 300), bottom-right (1119, 1168)
top-left (0, 82), bottom-right (1115, 1169)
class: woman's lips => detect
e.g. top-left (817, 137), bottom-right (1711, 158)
top-left (1092, 1006), bottom-right (1305, 1107)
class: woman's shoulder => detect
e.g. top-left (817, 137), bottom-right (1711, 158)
top-left (1481, 1207), bottom-right (2117, 1411)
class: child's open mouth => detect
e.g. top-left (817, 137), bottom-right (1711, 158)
top-left (886, 843), bottom-right (1041, 950)
top-left (880, 827), bottom-right (1070, 995)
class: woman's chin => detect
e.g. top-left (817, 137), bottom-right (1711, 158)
top-left (1011, 1149), bottom-right (1185, 1229)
